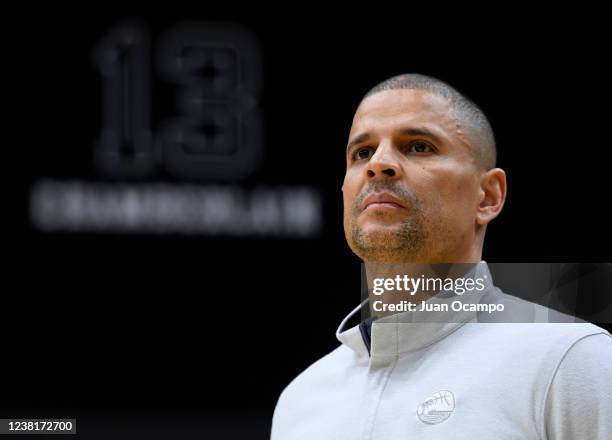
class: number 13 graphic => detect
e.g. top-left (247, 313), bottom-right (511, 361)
top-left (93, 21), bottom-right (263, 181)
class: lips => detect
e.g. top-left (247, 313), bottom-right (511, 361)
top-left (361, 192), bottom-right (406, 212)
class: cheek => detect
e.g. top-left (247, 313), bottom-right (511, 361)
top-left (414, 166), bottom-right (478, 216)
top-left (342, 170), bottom-right (361, 209)
top-left (441, 178), bottom-right (480, 223)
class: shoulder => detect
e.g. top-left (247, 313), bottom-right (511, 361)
top-left (552, 331), bottom-right (612, 376)
top-left (467, 290), bottom-right (611, 388)
top-left (543, 332), bottom-right (612, 439)
top-left (545, 329), bottom-right (612, 391)
top-left (477, 288), bottom-right (610, 343)
top-left (275, 343), bottom-right (356, 406)
top-left (271, 343), bottom-right (359, 438)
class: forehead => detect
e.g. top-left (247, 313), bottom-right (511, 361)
top-left (350, 89), bottom-right (457, 137)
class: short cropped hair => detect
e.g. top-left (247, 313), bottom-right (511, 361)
top-left (363, 74), bottom-right (496, 169)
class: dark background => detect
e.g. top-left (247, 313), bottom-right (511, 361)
top-left (8, 9), bottom-right (611, 439)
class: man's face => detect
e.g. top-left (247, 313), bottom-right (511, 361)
top-left (342, 89), bottom-right (483, 263)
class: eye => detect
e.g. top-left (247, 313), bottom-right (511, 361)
top-left (409, 141), bottom-right (435, 154)
top-left (354, 147), bottom-right (373, 161)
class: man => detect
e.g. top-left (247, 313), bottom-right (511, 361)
top-left (270, 74), bottom-right (612, 439)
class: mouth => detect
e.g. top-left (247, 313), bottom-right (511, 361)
top-left (361, 192), bottom-right (406, 212)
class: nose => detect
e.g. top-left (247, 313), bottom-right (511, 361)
top-left (364, 142), bottom-right (402, 181)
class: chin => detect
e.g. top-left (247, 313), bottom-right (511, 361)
top-left (359, 223), bottom-right (405, 239)
top-left (350, 222), bottom-right (426, 263)
top-left (353, 228), bottom-right (407, 252)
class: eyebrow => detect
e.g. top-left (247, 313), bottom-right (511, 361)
top-left (346, 126), bottom-right (441, 153)
top-left (346, 132), bottom-right (373, 152)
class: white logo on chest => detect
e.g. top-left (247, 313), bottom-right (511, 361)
top-left (416, 390), bottom-right (455, 424)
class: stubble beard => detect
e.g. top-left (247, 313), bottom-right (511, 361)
top-left (349, 183), bottom-right (428, 263)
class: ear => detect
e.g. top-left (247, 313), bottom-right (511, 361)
top-left (476, 168), bottom-right (507, 226)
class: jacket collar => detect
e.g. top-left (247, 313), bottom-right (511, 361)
top-left (336, 262), bottom-right (496, 366)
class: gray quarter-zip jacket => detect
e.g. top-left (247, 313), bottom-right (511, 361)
top-left (271, 263), bottom-right (612, 439)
